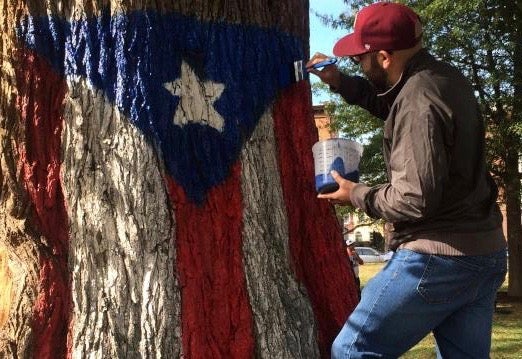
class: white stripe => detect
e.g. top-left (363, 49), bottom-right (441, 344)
top-left (240, 108), bottom-right (319, 357)
top-left (61, 79), bottom-right (181, 358)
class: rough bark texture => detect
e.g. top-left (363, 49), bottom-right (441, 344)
top-left (61, 78), bottom-right (180, 357)
top-left (241, 109), bottom-right (318, 358)
top-left (1, 1), bottom-right (358, 358)
top-left (0, 6), bottom-right (36, 356)
top-left (1, 5), bottom-right (70, 356)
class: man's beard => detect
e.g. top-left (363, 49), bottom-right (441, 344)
top-left (364, 53), bottom-right (390, 93)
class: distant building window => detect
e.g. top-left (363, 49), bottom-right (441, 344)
top-left (355, 231), bottom-right (362, 242)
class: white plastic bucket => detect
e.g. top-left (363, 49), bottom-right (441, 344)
top-left (312, 138), bottom-right (363, 193)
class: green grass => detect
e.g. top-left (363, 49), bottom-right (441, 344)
top-left (359, 263), bottom-right (521, 358)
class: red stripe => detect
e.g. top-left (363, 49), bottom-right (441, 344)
top-left (166, 162), bottom-right (254, 359)
top-left (15, 48), bottom-right (71, 358)
top-left (273, 81), bottom-right (359, 358)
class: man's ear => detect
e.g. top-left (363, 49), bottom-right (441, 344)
top-left (378, 50), bottom-right (393, 69)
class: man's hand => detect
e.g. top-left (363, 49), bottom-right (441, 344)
top-left (306, 52), bottom-right (341, 90)
top-left (317, 170), bottom-right (357, 206)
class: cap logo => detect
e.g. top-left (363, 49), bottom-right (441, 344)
top-left (364, 44), bottom-right (371, 50)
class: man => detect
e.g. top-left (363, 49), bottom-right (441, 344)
top-left (307, 2), bottom-right (507, 358)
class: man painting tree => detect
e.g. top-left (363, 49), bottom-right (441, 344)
top-left (316, 0), bottom-right (521, 299)
top-left (0, 1), bottom-right (358, 358)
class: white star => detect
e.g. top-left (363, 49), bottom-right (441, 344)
top-left (164, 61), bottom-right (225, 132)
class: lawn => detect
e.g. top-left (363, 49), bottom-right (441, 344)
top-left (358, 263), bottom-right (522, 358)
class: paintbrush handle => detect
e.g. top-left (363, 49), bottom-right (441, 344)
top-left (310, 58), bottom-right (338, 69)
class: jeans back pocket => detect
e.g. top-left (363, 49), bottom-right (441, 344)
top-left (417, 255), bottom-right (482, 304)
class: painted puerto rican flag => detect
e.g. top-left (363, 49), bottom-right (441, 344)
top-left (11, 4), bottom-right (358, 358)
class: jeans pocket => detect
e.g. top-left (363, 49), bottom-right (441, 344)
top-left (417, 255), bottom-right (481, 304)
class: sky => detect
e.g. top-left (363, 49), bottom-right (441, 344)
top-left (309, 0), bottom-right (350, 104)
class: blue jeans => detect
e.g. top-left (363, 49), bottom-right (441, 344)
top-left (332, 249), bottom-right (507, 359)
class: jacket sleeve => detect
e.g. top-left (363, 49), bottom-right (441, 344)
top-left (351, 89), bottom-right (452, 222)
top-left (333, 74), bottom-right (390, 121)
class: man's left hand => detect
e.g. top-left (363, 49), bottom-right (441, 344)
top-left (317, 170), bottom-right (357, 205)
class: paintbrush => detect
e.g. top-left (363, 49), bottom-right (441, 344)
top-left (289, 57), bottom-right (338, 83)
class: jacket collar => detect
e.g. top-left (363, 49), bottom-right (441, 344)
top-left (377, 48), bottom-right (434, 104)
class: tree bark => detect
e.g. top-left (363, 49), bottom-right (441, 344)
top-left (505, 1), bottom-right (522, 297)
top-left (0, 1), bottom-right (358, 358)
top-left (504, 148), bottom-right (522, 297)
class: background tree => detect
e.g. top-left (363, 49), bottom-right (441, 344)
top-left (315, 0), bottom-right (521, 297)
top-left (0, 1), bottom-right (359, 357)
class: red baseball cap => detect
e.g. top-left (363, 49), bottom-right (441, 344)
top-left (333, 2), bottom-right (422, 57)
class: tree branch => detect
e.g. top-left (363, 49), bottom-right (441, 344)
top-left (342, 219), bottom-right (380, 235)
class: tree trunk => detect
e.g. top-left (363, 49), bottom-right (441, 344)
top-left (505, 3), bottom-right (522, 298)
top-left (504, 148), bottom-right (522, 298)
top-left (0, 1), bottom-right (358, 358)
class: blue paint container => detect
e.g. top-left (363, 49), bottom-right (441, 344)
top-left (312, 138), bottom-right (363, 194)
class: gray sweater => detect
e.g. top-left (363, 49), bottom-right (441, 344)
top-left (336, 49), bottom-right (505, 255)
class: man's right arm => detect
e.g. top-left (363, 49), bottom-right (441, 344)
top-left (306, 53), bottom-right (389, 120)
top-left (334, 74), bottom-right (389, 121)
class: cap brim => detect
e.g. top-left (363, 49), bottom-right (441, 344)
top-left (333, 33), bottom-right (368, 57)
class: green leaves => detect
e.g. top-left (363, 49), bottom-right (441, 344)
top-left (313, 0), bottom-right (521, 187)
